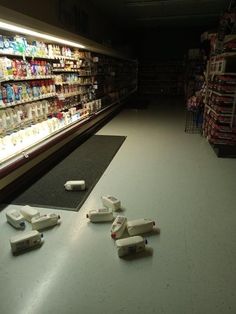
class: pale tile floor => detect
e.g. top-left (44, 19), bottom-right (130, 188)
top-left (0, 98), bottom-right (236, 314)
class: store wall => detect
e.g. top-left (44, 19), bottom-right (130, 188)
top-left (0, 0), bottom-right (122, 47)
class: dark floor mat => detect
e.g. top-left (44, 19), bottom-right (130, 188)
top-left (10, 135), bottom-right (126, 211)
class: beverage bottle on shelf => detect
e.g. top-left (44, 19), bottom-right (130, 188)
top-left (45, 81), bottom-right (51, 94)
top-left (0, 35), bottom-right (4, 50)
top-left (18, 106), bottom-right (25, 124)
top-left (31, 103), bottom-right (37, 121)
top-left (40, 61), bottom-right (45, 76)
top-left (61, 46), bottom-right (65, 57)
top-left (37, 82), bottom-right (41, 97)
top-left (51, 45), bottom-right (56, 58)
top-left (13, 84), bottom-right (20, 102)
top-left (42, 100), bottom-right (49, 116)
top-left (53, 45), bottom-right (57, 56)
top-left (57, 74), bottom-right (63, 84)
top-left (26, 60), bottom-right (31, 77)
top-left (34, 60), bottom-right (39, 76)
top-left (49, 62), bottom-right (53, 75)
top-left (56, 111), bottom-right (63, 121)
top-left (5, 110), bottom-right (12, 129)
top-left (42, 42), bottom-right (48, 57)
top-left (0, 59), bottom-right (4, 79)
top-left (17, 84), bottom-right (22, 101)
top-left (0, 111), bottom-right (7, 129)
top-left (12, 108), bottom-right (19, 128)
top-left (14, 106), bottom-right (21, 125)
top-left (32, 82), bottom-right (38, 98)
top-left (13, 107), bottom-right (20, 125)
top-left (5, 57), bottom-right (13, 77)
top-left (66, 84), bottom-right (71, 94)
top-left (35, 60), bottom-right (40, 76)
top-left (0, 87), bottom-right (5, 107)
top-left (3, 36), bottom-right (11, 53)
top-left (64, 84), bottom-right (68, 95)
top-left (2, 85), bottom-right (8, 104)
top-left (50, 45), bottom-right (55, 56)
top-left (22, 83), bottom-right (29, 101)
top-left (30, 60), bottom-right (37, 76)
top-left (26, 82), bottom-right (32, 99)
top-left (37, 42), bottom-right (42, 57)
top-left (47, 44), bottom-right (53, 58)
top-left (57, 45), bottom-right (61, 56)
top-left (42, 61), bottom-right (47, 75)
top-left (53, 81), bottom-right (56, 93)
top-left (41, 80), bottom-right (47, 95)
top-left (21, 60), bottom-right (27, 78)
top-left (67, 47), bottom-right (72, 58)
top-left (12, 59), bottom-right (17, 78)
top-left (15, 59), bottom-right (22, 78)
top-left (5, 84), bottom-right (15, 103)
top-left (37, 102), bottom-right (43, 117)
top-left (25, 103), bottom-right (33, 120)
top-left (49, 80), bottom-right (55, 93)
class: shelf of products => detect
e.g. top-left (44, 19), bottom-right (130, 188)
top-left (138, 60), bottom-right (184, 96)
top-left (201, 3), bottom-right (236, 157)
top-left (203, 67), bottom-right (236, 146)
top-left (183, 2), bottom-right (236, 156)
top-left (0, 28), bottom-right (137, 184)
top-left (91, 53), bottom-right (137, 107)
top-left (184, 49), bottom-right (205, 133)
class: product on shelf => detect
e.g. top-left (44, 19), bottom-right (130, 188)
top-left (0, 79), bottom-right (55, 108)
top-left (0, 30), bottom-right (137, 168)
top-left (139, 59), bottom-right (183, 95)
top-left (184, 47), bottom-right (206, 133)
top-left (204, 57), bottom-right (236, 148)
top-left (198, 2), bottom-right (236, 156)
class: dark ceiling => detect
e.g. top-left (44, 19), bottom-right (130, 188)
top-left (90, 0), bottom-right (230, 30)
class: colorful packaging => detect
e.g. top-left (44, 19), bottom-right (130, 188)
top-left (26, 83), bottom-right (32, 99)
top-left (13, 84), bottom-right (20, 102)
top-left (21, 84), bottom-right (28, 101)
top-left (5, 84), bottom-right (15, 103)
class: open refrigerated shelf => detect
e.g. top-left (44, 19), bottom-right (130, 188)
top-left (0, 5), bottom-right (137, 192)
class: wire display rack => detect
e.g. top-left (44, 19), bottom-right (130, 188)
top-left (184, 107), bottom-right (204, 133)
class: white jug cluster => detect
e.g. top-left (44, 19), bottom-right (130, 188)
top-left (86, 195), bottom-right (158, 258)
top-left (6, 205), bottom-right (61, 254)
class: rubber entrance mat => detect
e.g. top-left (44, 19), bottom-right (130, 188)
top-left (10, 135), bottom-right (126, 211)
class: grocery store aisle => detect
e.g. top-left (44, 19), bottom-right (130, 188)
top-left (0, 97), bottom-right (236, 314)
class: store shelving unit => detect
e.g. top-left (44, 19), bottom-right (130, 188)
top-left (138, 59), bottom-right (184, 96)
top-left (184, 49), bottom-right (205, 133)
top-left (0, 7), bottom-right (137, 193)
top-left (203, 37), bottom-right (236, 157)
